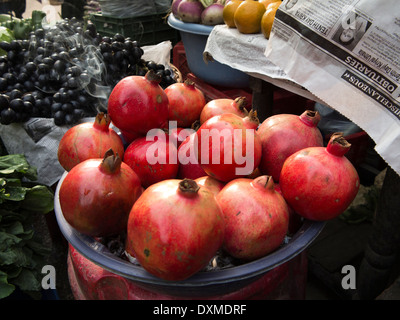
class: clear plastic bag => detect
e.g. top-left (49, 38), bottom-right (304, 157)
top-left (154, 0), bottom-right (172, 14)
top-left (142, 40), bottom-right (172, 66)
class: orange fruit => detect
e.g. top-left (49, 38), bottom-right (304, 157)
top-left (234, 0), bottom-right (266, 34)
top-left (261, 1), bottom-right (281, 39)
top-left (259, 0), bottom-right (282, 9)
top-left (223, 0), bottom-right (244, 28)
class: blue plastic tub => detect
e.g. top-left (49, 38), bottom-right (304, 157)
top-left (168, 14), bottom-right (250, 88)
top-left (54, 172), bottom-right (325, 299)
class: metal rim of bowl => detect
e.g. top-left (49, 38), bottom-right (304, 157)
top-left (54, 172), bottom-right (325, 288)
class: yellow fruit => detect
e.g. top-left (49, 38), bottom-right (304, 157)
top-left (234, 0), bottom-right (266, 34)
top-left (223, 0), bottom-right (244, 28)
top-left (261, 1), bottom-right (281, 39)
top-left (259, 0), bottom-right (282, 9)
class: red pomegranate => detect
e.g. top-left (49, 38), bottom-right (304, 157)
top-left (177, 132), bottom-right (207, 179)
top-left (200, 96), bottom-right (249, 124)
top-left (123, 129), bottom-right (179, 188)
top-left (57, 112), bottom-right (124, 172)
top-left (196, 111), bottom-right (262, 182)
top-left (59, 149), bottom-right (142, 237)
top-left (274, 183), bottom-right (303, 235)
top-left (167, 126), bottom-right (194, 148)
top-left (126, 179), bottom-right (225, 281)
top-left (216, 175), bottom-right (289, 260)
top-left (247, 167), bottom-right (262, 179)
top-left (279, 132), bottom-right (360, 221)
top-left (165, 79), bottom-right (206, 128)
top-left (107, 70), bottom-right (169, 135)
top-left (257, 110), bottom-right (323, 182)
top-left (194, 176), bottom-right (225, 196)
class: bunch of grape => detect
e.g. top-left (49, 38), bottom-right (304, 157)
top-left (0, 17), bottom-right (176, 126)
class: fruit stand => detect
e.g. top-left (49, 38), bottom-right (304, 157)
top-left (0, 0), bottom-right (399, 302)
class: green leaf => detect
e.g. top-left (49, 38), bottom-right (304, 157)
top-left (2, 178), bottom-right (21, 186)
top-left (4, 221), bottom-right (24, 236)
top-left (2, 185), bottom-right (26, 202)
top-left (0, 246), bottom-right (31, 267)
top-left (0, 154), bottom-right (53, 298)
top-left (20, 185), bottom-right (54, 214)
top-left (0, 231), bottom-right (22, 251)
top-left (0, 154), bottom-right (37, 181)
top-left (6, 266), bottom-right (22, 279)
top-left (0, 209), bottom-right (28, 225)
top-left (12, 227), bottom-right (34, 241)
top-left (11, 268), bottom-right (41, 292)
top-left (31, 10), bottom-right (46, 26)
top-left (0, 270), bottom-right (15, 299)
top-left (0, 26), bottom-right (14, 56)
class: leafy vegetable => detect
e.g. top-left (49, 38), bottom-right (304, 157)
top-left (0, 154), bottom-right (37, 180)
top-left (31, 10), bottom-right (46, 29)
top-left (0, 154), bottom-right (54, 299)
top-left (0, 26), bottom-right (14, 56)
top-left (0, 10), bottom-right (47, 46)
top-left (12, 20), bottom-right (32, 40)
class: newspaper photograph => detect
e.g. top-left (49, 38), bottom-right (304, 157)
top-left (265, 0), bottom-right (400, 176)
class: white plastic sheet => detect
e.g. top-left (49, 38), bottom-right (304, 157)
top-left (204, 24), bottom-right (324, 102)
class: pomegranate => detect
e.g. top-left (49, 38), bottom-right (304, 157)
top-left (194, 176), bottom-right (225, 196)
top-left (216, 175), bottom-right (289, 260)
top-left (177, 132), bottom-right (207, 179)
top-left (107, 70), bottom-right (169, 135)
top-left (257, 110), bottom-right (324, 182)
top-left (167, 126), bottom-right (194, 148)
top-left (57, 112), bottom-right (125, 171)
top-left (247, 167), bottom-right (262, 179)
top-left (196, 111), bottom-right (262, 182)
top-left (123, 129), bottom-right (179, 188)
top-left (59, 149), bottom-right (142, 237)
top-left (274, 183), bottom-right (303, 235)
top-left (165, 78), bottom-right (206, 128)
top-left (279, 132), bottom-right (360, 221)
top-left (200, 96), bottom-right (249, 125)
top-left (126, 179), bottom-right (225, 281)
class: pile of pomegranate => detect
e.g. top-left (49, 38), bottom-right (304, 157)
top-left (57, 70), bottom-right (360, 281)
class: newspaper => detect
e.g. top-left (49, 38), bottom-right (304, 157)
top-left (265, 0), bottom-right (400, 176)
top-left (204, 24), bottom-right (326, 104)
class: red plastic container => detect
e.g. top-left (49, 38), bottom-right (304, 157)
top-left (67, 245), bottom-right (308, 300)
top-left (173, 41), bottom-right (191, 80)
top-left (184, 72), bottom-right (311, 116)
